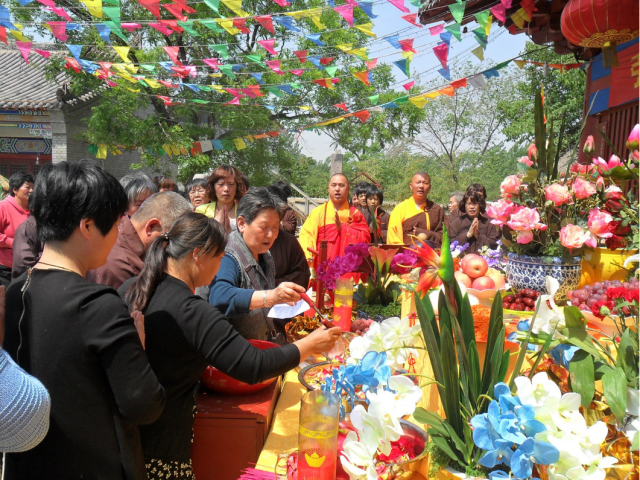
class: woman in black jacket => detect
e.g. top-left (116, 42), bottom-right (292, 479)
top-left (3, 162), bottom-right (165, 480)
top-left (120, 212), bottom-right (341, 480)
top-left (449, 189), bottom-right (501, 254)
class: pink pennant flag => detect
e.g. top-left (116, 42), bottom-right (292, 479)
top-left (265, 60), bottom-right (284, 75)
top-left (429, 24), bottom-right (444, 35)
top-left (149, 23), bottom-right (174, 35)
top-left (366, 59), bottom-right (377, 69)
top-left (16, 41), bottom-right (32, 64)
top-left (256, 15), bottom-right (274, 34)
top-left (106, 80), bottom-right (119, 87)
top-left (0, 27), bottom-right (6, 45)
top-left (225, 88), bottom-right (246, 98)
top-left (501, 0), bottom-right (512, 8)
top-left (240, 88), bottom-right (257, 98)
top-left (46, 21), bottom-right (68, 41)
top-left (334, 5), bottom-right (354, 27)
top-left (403, 81), bottom-right (415, 90)
top-left (289, 69), bottom-right (304, 75)
top-left (345, 0), bottom-right (358, 5)
top-left (34, 49), bottom-right (51, 58)
top-left (37, 0), bottom-right (56, 7)
top-left (46, 6), bottom-right (72, 22)
top-left (163, 46), bottom-right (183, 66)
top-left (387, 0), bottom-right (409, 13)
top-left (272, 0), bottom-right (290, 6)
top-left (185, 65), bottom-right (197, 78)
top-left (226, 97), bottom-right (241, 105)
top-left (401, 13), bottom-right (422, 27)
top-left (490, 3), bottom-right (506, 22)
top-left (121, 23), bottom-right (142, 32)
top-left (98, 61), bottom-right (113, 72)
top-left (433, 43), bottom-right (448, 68)
top-left (398, 38), bottom-right (417, 53)
top-left (257, 39), bottom-right (278, 55)
top-left (202, 58), bottom-right (220, 70)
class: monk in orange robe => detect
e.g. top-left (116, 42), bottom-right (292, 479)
top-left (299, 173), bottom-right (371, 269)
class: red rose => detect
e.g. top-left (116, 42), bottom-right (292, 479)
top-left (606, 287), bottom-right (627, 300)
top-left (626, 289), bottom-right (639, 303)
top-left (605, 198), bottom-right (624, 213)
top-left (608, 220), bottom-right (632, 236)
top-left (605, 234), bottom-right (626, 250)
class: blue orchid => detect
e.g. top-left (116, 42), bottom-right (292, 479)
top-left (548, 344), bottom-right (579, 370)
top-left (506, 320), bottom-right (536, 351)
top-left (510, 438), bottom-right (559, 479)
top-left (478, 438), bottom-right (514, 468)
top-left (470, 401), bottom-right (502, 450)
top-left (488, 473), bottom-right (540, 480)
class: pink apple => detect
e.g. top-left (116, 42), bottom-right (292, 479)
top-left (461, 254), bottom-right (489, 278)
top-left (472, 276), bottom-right (496, 290)
top-left (454, 271), bottom-right (472, 288)
top-left (485, 268), bottom-right (505, 289)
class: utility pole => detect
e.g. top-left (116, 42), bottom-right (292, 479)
top-left (330, 148), bottom-right (343, 176)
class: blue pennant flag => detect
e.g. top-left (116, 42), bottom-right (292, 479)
top-left (231, 64), bottom-right (245, 72)
top-left (182, 83), bottom-right (200, 92)
top-left (273, 16), bottom-right (301, 32)
top-left (305, 33), bottom-right (325, 46)
top-left (307, 55), bottom-right (324, 70)
top-left (0, 6), bottom-right (17, 30)
top-left (66, 23), bottom-right (83, 31)
top-left (212, 140), bottom-right (224, 150)
top-left (95, 24), bottom-right (112, 43)
top-left (393, 58), bottom-right (410, 77)
top-left (327, 0), bottom-right (334, 6)
top-left (438, 66), bottom-right (450, 80)
top-left (358, 1), bottom-right (377, 19)
top-left (278, 84), bottom-right (295, 95)
top-left (483, 68), bottom-right (500, 79)
top-left (439, 30), bottom-right (452, 46)
top-left (18, 0), bottom-right (34, 6)
top-left (158, 61), bottom-right (174, 72)
top-left (264, 105), bottom-right (276, 111)
top-left (78, 59), bottom-right (98, 74)
top-left (380, 102), bottom-right (399, 109)
top-left (250, 72), bottom-right (264, 84)
top-left (67, 45), bottom-right (83, 61)
top-left (384, 34), bottom-right (401, 49)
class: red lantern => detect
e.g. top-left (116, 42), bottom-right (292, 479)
top-left (561, 0), bottom-right (639, 67)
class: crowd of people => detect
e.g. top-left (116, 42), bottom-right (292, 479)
top-left (0, 162), bottom-right (499, 480)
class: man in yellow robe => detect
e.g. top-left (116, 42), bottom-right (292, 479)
top-left (299, 173), bottom-right (370, 267)
top-left (387, 172), bottom-right (445, 246)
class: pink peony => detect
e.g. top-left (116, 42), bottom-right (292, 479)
top-left (507, 206), bottom-right (548, 232)
top-left (583, 135), bottom-right (595, 154)
top-left (560, 224), bottom-right (596, 251)
top-left (545, 184), bottom-right (571, 205)
top-left (487, 199), bottom-right (515, 226)
top-left (592, 155), bottom-right (622, 174)
top-left (528, 143), bottom-right (538, 162)
top-left (587, 208), bottom-right (613, 239)
top-left (518, 156), bottom-right (533, 167)
top-left (627, 124), bottom-right (639, 152)
top-left (500, 175), bottom-right (522, 196)
top-left (571, 176), bottom-right (597, 199)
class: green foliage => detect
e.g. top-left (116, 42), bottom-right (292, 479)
top-left (425, 441), bottom-right (452, 478)
top-left (356, 302), bottom-right (401, 319)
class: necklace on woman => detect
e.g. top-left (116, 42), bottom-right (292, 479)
top-left (37, 262), bottom-right (80, 274)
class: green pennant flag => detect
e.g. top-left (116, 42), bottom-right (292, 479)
top-left (211, 44), bottom-right (229, 59)
top-left (137, 78), bottom-right (150, 87)
top-left (448, 2), bottom-right (465, 23)
top-left (475, 10), bottom-right (491, 30)
top-left (472, 27), bottom-right (487, 49)
top-left (191, 99), bottom-right (210, 104)
top-left (218, 64), bottom-right (236, 79)
top-left (221, 138), bottom-right (234, 151)
top-left (324, 66), bottom-right (338, 77)
top-left (88, 144), bottom-right (98, 155)
top-left (139, 64), bottom-right (156, 72)
top-left (368, 94), bottom-right (380, 105)
top-left (102, 0), bottom-right (119, 5)
top-left (246, 54), bottom-right (265, 66)
top-left (291, 81), bottom-right (303, 89)
top-left (199, 19), bottom-right (225, 32)
top-left (408, 0), bottom-right (421, 5)
top-left (445, 22), bottom-right (462, 41)
top-left (203, 0), bottom-right (220, 13)
top-left (394, 95), bottom-right (409, 104)
top-left (265, 86), bottom-right (285, 98)
top-left (495, 60), bottom-right (511, 70)
top-left (177, 20), bottom-right (200, 36)
top-left (102, 6), bottom-right (121, 27)
top-left (198, 85), bottom-right (213, 91)
top-left (103, 20), bottom-right (127, 41)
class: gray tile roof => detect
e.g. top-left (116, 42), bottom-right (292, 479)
top-left (0, 49), bottom-right (67, 109)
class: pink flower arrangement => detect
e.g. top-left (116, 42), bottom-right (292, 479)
top-left (487, 199), bottom-right (515, 227)
top-left (583, 135), bottom-right (595, 154)
top-left (518, 156), bottom-right (533, 167)
top-left (571, 176), bottom-right (597, 199)
top-left (587, 208), bottom-right (613, 239)
top-left (506, 207), bottom-right (548, 244)
top-left (545, 184), bottom-right (571, 205)
top-left (559, 224), bottom-right (597, 251)
top-left (500, 175), bottom-right (522, 196)
top-left (592, 155), bottom-right (622, 175)
top-left (627, 124), bottom-right (639, 152)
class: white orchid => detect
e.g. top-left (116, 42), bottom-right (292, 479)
top-left (340, 431), bottom-right (379, 480)
top-left (363, 391), bottom-right (404, 455)
top-left (530, 277), bottom-right (566, 338)
top-left (548, 392), bottom-right (587, 434)
top-left (515, 372), bottom-right (562, 408)
top-left (387, 376), bottom-right (422, 417)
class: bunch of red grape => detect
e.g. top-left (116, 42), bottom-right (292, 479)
top-left (350, 318), bottom-right (374, 335)
top-left (503, 289), bottom-right (540, 311)
top-left (567, 277), bottom-right (639, 312)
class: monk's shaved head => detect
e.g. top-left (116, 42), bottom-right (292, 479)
top-left (410, 171), bottom-right (431, 202)
top-left (328, 173), bottom-right (349, 206)
top-left (411, 171), bottom-right (430, 182)
top-left (329, 173), bottom-right (349, 185)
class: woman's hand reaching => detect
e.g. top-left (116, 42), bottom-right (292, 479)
top-left (294, 325), bottom-right (342, 360)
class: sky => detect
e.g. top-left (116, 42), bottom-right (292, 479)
top-left (296, 2), bottom-right (529, 161)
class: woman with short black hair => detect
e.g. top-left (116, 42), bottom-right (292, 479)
top-left (185, 177), bottom-right (209, 209)
top-left (195, 165), bottom-right (246, 233)
top-left (120, 212), bottom-right (340, 479)
top-left (0, 172), bottom-right (34, 286)
top-left (365, 186), bottom-right (390, 243)
top-left (449, 189), bottom-right (500, 254)
top-left (153, 175), bottom-right (177, 193)
top-left (120, 172), bottom-right (158, 217)
top-left (2, 161), bottom-right (165, 480)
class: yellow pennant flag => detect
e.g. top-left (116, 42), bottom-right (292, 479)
top-left (211, 85), bottom-right (226, 92)
top-left (335, 44), bottom-right (353, 52)
top-left (318, 117), bottom-right (344, 126)
top-left (145, 78), bottom-right (162, 89)
top-left (306, 8), bottom-right (326, 29)
top-left (485, 14), bottom-right (493, 36)
top-left (401, 51), bottom-right (414, 60)
top-left (299, 106), bottom-right (312, 111)
top-left (209, 73), bottom-right (223, 78)
top-left (126, 87), bottom-right (140, 92)
top-left (96, 144), bottom-right (108, 159)
top-left (81, 0), bottom-right (103, 18)
top-left (220, 0), bottom-right (249, 16)
top-left (285, 9), bottom-right (307, 19)
top-left (511, 8), bottom-right (527, 28)
top-left (246, 135), bottom-right (255, 143)
top-left (423, 91), bottom-right (441, 99)
top-left (124, 63), bottom-right (138, 74)
top-left (233, 138), bottom-right (247, 150)
top-left (118, 73), bottom-right (138, 83)
top-left (354, 23), bottom-right (376, 38)
top-left (216, 18), bottom-right (241, 34)
top-left (113, 46), bottom-right (131, 63)
top-left (9, 24), bottom-right (30, 42)
top-left (162, 144), bottom-right (174, 156)
top-left (348, 48), bottom-right (368, 60)
top-left (408, 96), bottom-right (428, 109)
top-left (513, 60), bottom-right (527, 69)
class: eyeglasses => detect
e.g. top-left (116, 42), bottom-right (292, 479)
top-left (190, 188), bottom-right (206, 194)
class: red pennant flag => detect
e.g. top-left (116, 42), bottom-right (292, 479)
top-left (98, 61), bottom-right (113, 72)
top-left (438, 86), bottom-right (455, 96)
top-left (138, 0), bottom-right (161, 18)
top-left (257, 39), bottom-right (278, 55)
top-left (225, 97), bottom-right (241, 105)
top-left (256, 15), bottom-right (274, 34)
top-left (163, 46), bottom-right (183, 66)
top-left (265, 60), bottom-right (283, 75)
top-left (400, 13), bottom-right (422, 27)
top-left (159, 20), bottom-right (183, 33)
top-left (353, 110), bottom-right (370, 123)
top-left (149, 23), bottom-right (173, 35)
top-left (450, 78), bottom-right (467, 89)
top-left (289, 69), bottom-right (304, 76)
top-left (46, 21), bottom-right (69, 41)
top-left (353, 70), bottom-right (370, 86)
top-left (398, 39), bottom-right (417, 53)
top-left (0, 27), bottom-right (7, 46)
top-left (170, 66), bottom-right (190, 77)
top-left (320, 57), bottom-right (334, 65)
top-left (433, 43), bottom-right (448, 69)
top-left (225, 88), bottom-right (245, 98)
top-left (267, 131), bottom-right (279, 137)
top-left (172, 0), bottom-right (196, 13)
top-left (202, 58), bottom-right (219, 70)
top-left (366, 59), bottom-right (377, 69)
top-left (163, 4), bottom-right (187, 21)
top-left (64, 57), bottom-right (82, 73)
top-left (34, 49), bottom-right (51, 58)
top-left (333, 103), bottom-right (348, 111)
top-left (246, 85), bottom-right (264, 97)
top-left (106, 80), bottom-right (118, 87)
top-left (158, 80), bottom-right (177, 88)
top-left (312, 79), bottom-right (331, 89)
top-left (508, 24), bottom-right (517, 34)
top-left (294, 50), bottom-right (307, 63)
top-left (490, 3), bottom-right (506, 22)
top-left (157, 96), bottom-right (174, 105)
top-left (233, 18), bottom-right (251, 34)
top-left (190, 142), bottom-right (203, 156)
top-left (403, 81), bottom-right (414, 90)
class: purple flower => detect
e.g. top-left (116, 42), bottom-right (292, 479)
top-left (390, 251), bottom-right (417, 274)
top-left (345, 243), bottom-right (370, 258)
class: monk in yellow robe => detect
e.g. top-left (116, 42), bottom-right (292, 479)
top-left (299, 173), bottom-right (371, 268)
top-left (387, 172), bottom-right (445, 245)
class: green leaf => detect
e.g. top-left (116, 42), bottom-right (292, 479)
top-left (459, 293), bottom-right (475, 350)
top-left (565, 329), bottom-right (608, 363)
top-left (602, 367), bottom-right (628, 421)
top-left (498, 349), bottom-right (511, 384)
top-left (594, 361), bottom-right (615, 380)
top-left (617, 329), bottom-right (638, 387)
top-left (441, 329), bottom-right (463, 438)
top-left (438, 290), bottom-right (452, 333)
top-left (534, 88), bottom-right (547, 176)
top-left (610, 166), bottom-right (638, 181)
top-left (569, 350), bottom-right (595, 407)
top-left (416, 292), bottom-right (445, 400)
top-left (430, 435), bottom-right (465, 468)
top-left (468, 341), bottom-right (482, 405)
top-left (564, 306), bottom-right (587, 329)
